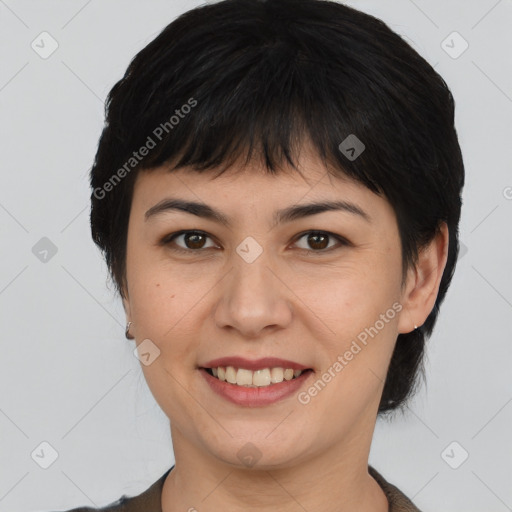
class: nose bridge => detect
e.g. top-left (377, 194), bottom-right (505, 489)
top-left (214, 242), bottom-right (292, 336)
top-left (234, 247), bottom-right (273, 301)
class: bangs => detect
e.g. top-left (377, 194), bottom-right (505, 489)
top-left (105, 15), bottom-right (392, 194)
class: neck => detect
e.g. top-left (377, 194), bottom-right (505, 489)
top-left (161, 427), bottom-right (388, 512)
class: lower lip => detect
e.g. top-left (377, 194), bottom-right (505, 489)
top-left (200, 368), bottom-right (313, 407)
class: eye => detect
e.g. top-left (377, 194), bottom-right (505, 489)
top-left (162, 230), bottom-right (218, 253)
top-left (161, 229), bottom-right (349, 255)
top-left (292, 230), bottom-right (349, 253)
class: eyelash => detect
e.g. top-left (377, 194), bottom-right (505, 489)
top-left (160, 230), bottom-right (350, 255)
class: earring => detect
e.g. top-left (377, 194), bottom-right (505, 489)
top-left (125, 321), bottom-right (134, 340)
top-left (414, 324), bottom-right (418, 329)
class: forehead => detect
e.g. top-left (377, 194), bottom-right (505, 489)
top-left (131, 173), bottom-right (398, 246)
top-left (130, 147), bottom-right (395, 230)
top-left (135, 146), bottom-right (361, 199)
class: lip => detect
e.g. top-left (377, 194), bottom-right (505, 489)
top-left (199, 367), bottom-right (314, 407)
top-left (201, 356), bottom-right (310, 371)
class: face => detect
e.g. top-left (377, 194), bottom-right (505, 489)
top-left (122, 149), bottom-right (432, 470)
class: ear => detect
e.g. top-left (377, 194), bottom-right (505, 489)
top-left (122, 288), bottom-right (131, 323)
top-left (397, 222), bottom-right (449, 334)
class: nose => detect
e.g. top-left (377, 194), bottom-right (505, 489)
top-left (214, 254), bottom-right (293, 338)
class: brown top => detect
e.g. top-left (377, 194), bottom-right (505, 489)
top-left (62, 465), bottom-right (421, 512)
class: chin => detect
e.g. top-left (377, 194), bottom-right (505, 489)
top-left (201, 431), bottom-right (309, 471)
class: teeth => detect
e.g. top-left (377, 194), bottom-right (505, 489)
top-left (236, 368), bottom-right (253, 386)
top-left (253, 369), bottom-right (271, 387)
top-left (225, 366), bottom-right (237, 384)
top-left (209, 366), bottom-right (306, 387)
top-left (270, 367), bottom-right (284, 383)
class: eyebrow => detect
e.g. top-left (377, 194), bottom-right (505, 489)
top-left (144, 197), bottom-right (371, 227)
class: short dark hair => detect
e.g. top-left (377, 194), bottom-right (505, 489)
top-left (89, 0), bottom-right (465, 415)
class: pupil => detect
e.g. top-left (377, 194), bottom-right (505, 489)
top-left (186, 233), bottom-right (205, 249)
top-left (309, 233), bottom-right (328, 250)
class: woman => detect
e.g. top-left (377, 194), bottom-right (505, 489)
top-left (72, 0), bottom-right (464, 510)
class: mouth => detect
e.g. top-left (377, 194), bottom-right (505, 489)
top-left (201, 366), bottom-right (313, 388)
top-left (198, 357), bottom-right (314, 407)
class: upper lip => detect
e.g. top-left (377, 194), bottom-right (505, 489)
top-left (201, 356), bottom-right (311, 371)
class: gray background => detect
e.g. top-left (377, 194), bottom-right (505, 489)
top-left (1, 0), bottom-right (511, 511)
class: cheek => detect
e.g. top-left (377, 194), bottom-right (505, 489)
top-left (126, 247), bottom-right (194, 334)
top-left (299, 252), bottom-right (400, 331)
top-left (297, 253), bottom-right (402, 384)
top-left (130, 274), bottom-right (203, 413)
top-left (131, 282), bottom-right (197, 345)
top-left (128, 264), bottom-right (211, 373)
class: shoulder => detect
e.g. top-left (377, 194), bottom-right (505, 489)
top-left (368, 465), bottom-right (423, 512)
top-left (54, 467), bottom-right (173, 512)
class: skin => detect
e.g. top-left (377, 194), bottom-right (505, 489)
top-left (122, 145), bottom-right (449, 512)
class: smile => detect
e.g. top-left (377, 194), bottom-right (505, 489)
top-left (198, 358), bottom-right (314, 406)
top-left (204, 366), bottom-right (308, 387)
